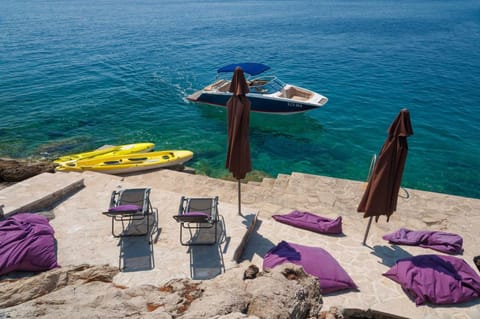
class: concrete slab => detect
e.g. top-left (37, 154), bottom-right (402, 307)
top-left (0, 172), bottom-right (84, 218)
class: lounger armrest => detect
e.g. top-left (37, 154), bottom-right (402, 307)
top-left (109, 190), bottom-right (119, 208)
top-left (178, 196), bottom-right (185, 215)
top-left (211, 196), bottom-right (219, 220)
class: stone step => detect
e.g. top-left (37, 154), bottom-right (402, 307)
top-left (109, 169), bottom-right (357, 218)
top-left (123, 169), bottom-right (238, 202)
top-left (119, 169), bottom-right (362, 218)
top-left (271, 173), bottom-right (291, 192)
top-left (238, 172), bottom-right (365, 218)
top-left (93, 169), bottom-right (365, 216)
top-left (260, 177), bottom-right (275, 190)
top-left (0, 171), bottom-right (85, 218)
top-left (247, 181), bottom-right (261, 187)
top-left (122, 169), bottom-right (284, 207)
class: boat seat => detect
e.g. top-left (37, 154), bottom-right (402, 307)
top-left (205, 79), bottom-right (227, 91)
top-left (217, 82), bottom-right (231, 92)
top-left (285, 86), bottom-right (311, 100)
top-left (291, 95), bottom-right (308, 101)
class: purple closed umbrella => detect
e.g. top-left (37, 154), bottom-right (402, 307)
top-left (226, 66), bottom-right (252, 215)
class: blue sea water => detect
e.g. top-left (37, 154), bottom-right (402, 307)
top-left (1, 0), bottom-right (479, 199)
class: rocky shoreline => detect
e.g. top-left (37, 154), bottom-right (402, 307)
top-left (0, 158), bottom-right (56, 184)
top-left (1, 262), bottom-right (404, 319)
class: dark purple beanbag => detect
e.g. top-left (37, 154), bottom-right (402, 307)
top-left (0, 213), bottom-right (59, 276)
top-left (384, 254), bottom-right (480, 305)
top-left (263, 241), bottom-right (356, 293)
top-left (272, 211), bottom-right (342, 234)
top-left (383, 228), bottom-right (463, 254)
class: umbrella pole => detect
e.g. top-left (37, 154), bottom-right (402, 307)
top-left (362, 216), bottom-right (373, 245)
top-left (237, 179), bottom-right (241, 215)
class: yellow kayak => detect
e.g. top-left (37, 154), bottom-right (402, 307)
top-left (53, 142), bottom-right (155, 165)
top-left (56, 150), bottom-right (193, 174)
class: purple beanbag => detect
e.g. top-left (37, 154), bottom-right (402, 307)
top-left (384, 254), bottom-right (480, 305)
top-left (0, 213), bottom-right (59, 276)
top-left (263, 241), bottom-right (356, 293)
top-left (383, 228), bottom-right (463, 254)
top-left (272, 211), bottom-right (342, 234)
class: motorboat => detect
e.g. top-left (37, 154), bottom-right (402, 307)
top-left (187, 63), bottom-right (328, 114)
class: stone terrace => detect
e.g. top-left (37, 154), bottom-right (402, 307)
top-left (1, 169), bottom-right (479, 319)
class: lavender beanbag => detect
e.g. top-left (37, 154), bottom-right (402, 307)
top-left (383, 228), bottom-right (463, 254)
top-left (272, 211), bottom-right (342, 234)
top-left (0, 213), bottom-right (59, 276)
top-left (384, 254), bottom-right (480, 305)
top-left (263, 241), bottom-right (356, 293)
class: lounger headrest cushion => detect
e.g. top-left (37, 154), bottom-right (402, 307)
top-left (108, 204), bottom-right (142, 213)
top-left (185, 211), bottom-right (209, 217)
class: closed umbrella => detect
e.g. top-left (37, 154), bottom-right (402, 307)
top-left (226, 67), bottom-right (252, 215)
top-left (358, 108), bottom-right (413, 244)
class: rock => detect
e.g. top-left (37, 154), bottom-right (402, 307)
top-left (1, 263), bottom-right (323, 319)
top-left (244, 264), bottom-right (323, 319)
top-left (320, 306), bottom-right (344, 319)
top-left (0, 158), bottom-right (56, 182)
top-left (341, 308), bottom-right (410, 319)
top-left (0, 264), bottom-right (119, 308)
top-left (179, 266), bottom-right (251, 318)
top-left (243, 264), bottom-right (259, 280)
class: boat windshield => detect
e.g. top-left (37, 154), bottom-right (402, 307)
top-left (249, 76), bottom-right (286, 94)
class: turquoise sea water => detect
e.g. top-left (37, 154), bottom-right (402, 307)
top-left (1, 0), bottom-right (479, 199)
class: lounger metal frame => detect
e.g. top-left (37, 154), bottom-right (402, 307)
top-left (103, 188), bottom-right (158, 241)
top-left (173, 196), bottom-right (219, 246)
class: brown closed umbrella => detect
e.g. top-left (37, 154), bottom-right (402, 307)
top-left (358, 108), bottom-right (413, 244)
top-left (226, 67), bottom-right (252, 215)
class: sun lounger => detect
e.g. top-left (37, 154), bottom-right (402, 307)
top-left (102, 188), bottom-right (158, 241)
top-left (173, 196), bottom-right (219, 245)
